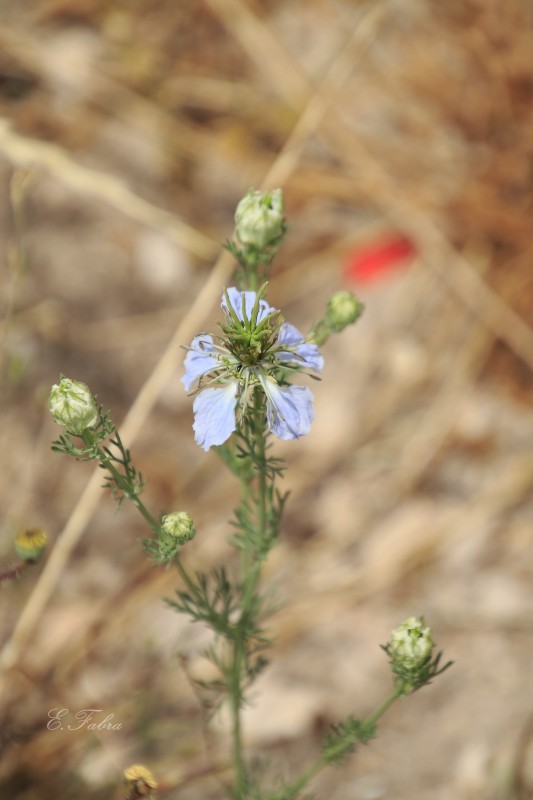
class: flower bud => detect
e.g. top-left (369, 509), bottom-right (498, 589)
top-left (325, 290), bottom-right (364, 333)
top-left (161, 511), bottom-right (195, 545)
top-left (388, 616), bottom-right (433, 671)
top-left (235, 188), bottom-right (285, 250)
top-left (123, 764), bottom-right (157, 798)
top-left (49, 376), bottom-right (99, 436)
top-left (14, 528), bottom-right (48, 563)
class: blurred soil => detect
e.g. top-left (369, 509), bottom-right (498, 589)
top-left (1, 1), bottom-right (533, 799)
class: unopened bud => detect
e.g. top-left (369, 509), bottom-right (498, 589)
top-left (161, 512), bottom-right (195, 545)
top-left (14, 528), bottom-right (48, 563)
top-left (123, 764), bottom-right (157, 798)
top-left (235, 188), bottom-right (285, 250)
top-left (389, 616), bottom-right (433, 671)
top-left (49, 376), bottom-right (99, 436)
top-left (326, 291), bottom-right (364, 333)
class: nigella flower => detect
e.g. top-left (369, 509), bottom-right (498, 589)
top-left (182, 287), bottom-right (324, 450)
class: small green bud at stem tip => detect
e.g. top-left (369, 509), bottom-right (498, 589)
top-left (49, 376), bottom-right (99, 435)
top-left (234, 189), bottom-right (285, 250)
top-left (160, 511), bottom-right (196, 545)
top-left (389, 616), bottom-right (433, 671)
top-left (14, 528), bottom-right (48, 562)
top-left (326, 290), bottom-right (365, 333)
top-left (310, 291), bottom-right (364, 345)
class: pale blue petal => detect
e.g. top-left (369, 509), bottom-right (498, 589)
top-left (276, 323), bottom-right (324, 371)
top-left (259, 376), bottom-right (315, 440)
top-left (222, 287), bottom-right (275, 325)
top-left (192, 383), bottom-right (238, 450)
top-left (182, 335), bottom-right (220, 391)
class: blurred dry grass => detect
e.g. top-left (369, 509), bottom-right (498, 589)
top-left (1, 1), bottom-right (533, 798)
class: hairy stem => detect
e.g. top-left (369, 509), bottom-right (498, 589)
top-left (229, 395), bottom-right (271, 798)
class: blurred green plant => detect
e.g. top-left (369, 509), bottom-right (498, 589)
top-left (0, 169), bottom-right (33, 383)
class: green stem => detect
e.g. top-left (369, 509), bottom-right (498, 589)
top-left (364, 686), bottom-right (403, 729)
top-left (283, 686), bottom-right (403, 800)
top-left (229, 637), bottom-right (247, 799)
top-left (82, 431), bottom-right (159, 533)
top-left (281, 761), bottom-right (323, 800)
top-left (241, 252), bottom-right (260, 293)
top-left (242, 401), bottom-right (267, 607)
top-left (174, 556), bottom-right (199, 597)
top-left (228, 397), bottom-right (270, 799)
top-left (81, 431), bottom-right (202, 601)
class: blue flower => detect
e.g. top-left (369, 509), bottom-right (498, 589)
top-left (276, 323), bottom-right (324, 371)
top-left (182, 288), bottom-right (323, 450)
top-left (258, 375), bottom-right (315, 440)
top-left (181, 335), bottom-right (222, 392)
top-left (192, 383), bottom-right (239, 450)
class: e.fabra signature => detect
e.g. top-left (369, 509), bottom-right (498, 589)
top-left (47, 708), bottom-right (123, 731)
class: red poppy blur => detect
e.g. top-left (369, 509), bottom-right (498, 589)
top-left (344, 235), bottom-right (416, 285)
